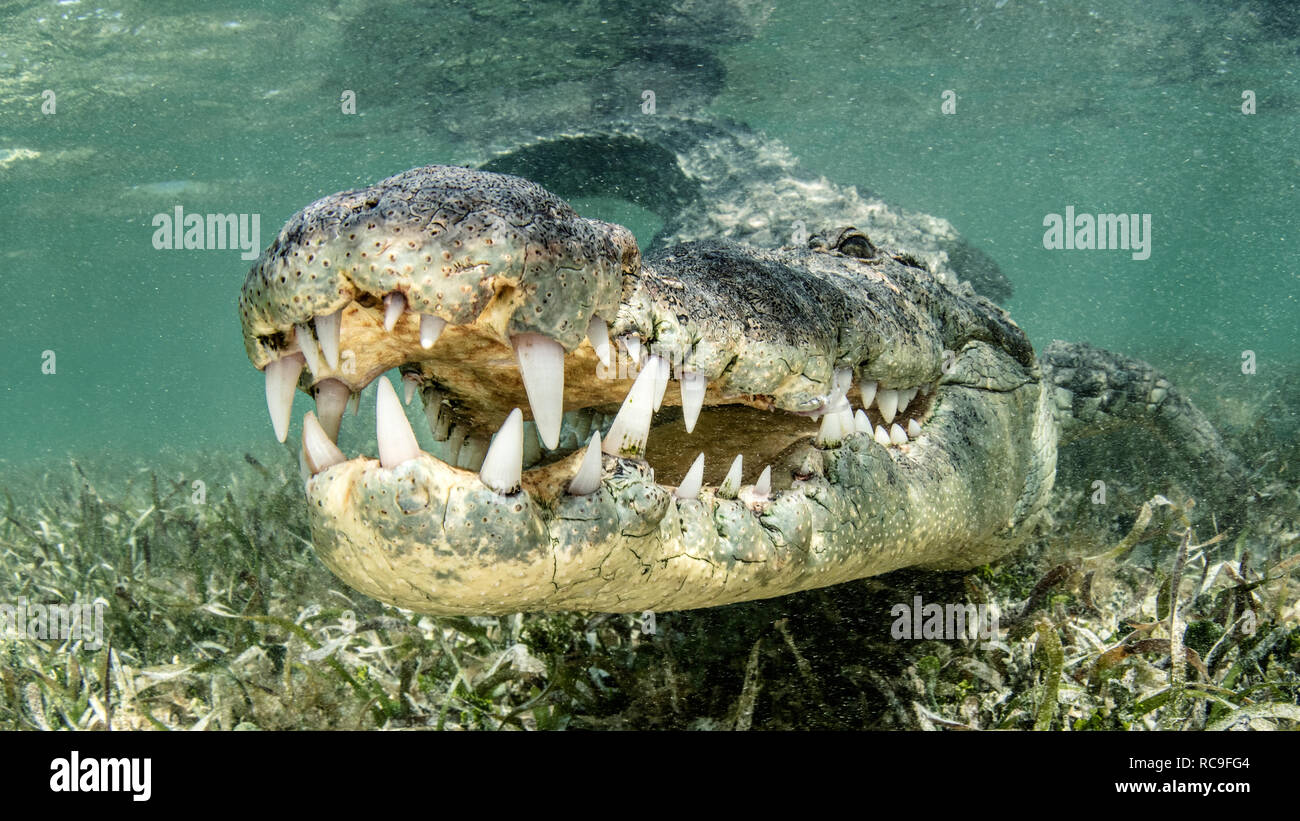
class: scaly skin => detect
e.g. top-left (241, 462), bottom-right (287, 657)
top-left (239, 165), bottom-right (1239, 615)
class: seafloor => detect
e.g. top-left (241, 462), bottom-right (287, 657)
top-left (2, 365), bottom-right (1297, 731)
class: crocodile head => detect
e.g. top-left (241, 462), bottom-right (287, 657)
top-left (239, 165), bottom-right (1056, 615)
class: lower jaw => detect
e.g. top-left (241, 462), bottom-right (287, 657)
top-left (303, 384), bottom-right (1036, 615)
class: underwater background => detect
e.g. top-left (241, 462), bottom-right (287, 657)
top-left (3, 0), bottom-right (1297, 465)
top-left (1, 0), bottom-right (1297, 730)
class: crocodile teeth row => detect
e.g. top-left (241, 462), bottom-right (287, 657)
top-left (859, 382), bottom-right (926, 426)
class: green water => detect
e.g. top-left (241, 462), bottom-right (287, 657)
top-left (2, 0), bottom-right (1297, 467)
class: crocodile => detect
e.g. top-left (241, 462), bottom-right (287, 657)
top-left (238, 164), bottom-right (1245, 616)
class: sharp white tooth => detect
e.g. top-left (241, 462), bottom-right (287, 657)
top-left (833, 367), bottom-right (853, 395)
top-left (316, 310), bottom-right (341, 369)
top-left (568, 431), bottom-right (603, 496)
top-left (854, 409), bottom-right (871, 434)
top-left (422, 388), bottom-right (442, 425)
top-left (675, 453), bottom-right (704, 500)
top-left (265, 353), bottom-right (305, 443)
top-left (420, 314), bottom-right (446, 349)
top-left (446, 426), bottom-right (466, 464)
top-left (622, 335), bottom-right (642, 365)
top-left (302, 411), bottom-right (346, 475)
top-left (602, 362), bottom-right (657, 457)
top-left (383, 293), bottom-right (406, 332)
top-left (314, 378), bottom-right (350, 441)
top-left (907, 419), bottom-right (922, 438)
top-left (650, 355), bottom-right (670, 411)
top-left (458, 437), bottom-right (489, 472)
top-left (587, 316), bottom-right (611, 368)
top-left (376, 376), bottom-right (421, 468)
top-left (479, 408), bottom-right (523, 493)
top-left (817, 411), bottom-right (842, 447)
top-left (679, 371), bottom-right (707, 433)
top-left (836, 406), bottom-right (855, 435)
top-left (402, 374), bottom-right (419, 405)
top-left (754, 466), bottom-right (771, 498)
top-left (877, 389), bottom-right (899, 424)
top-left (874, 425), bottom-right (891, 446)
top-left (719, 454), bottom-right (743, 498)
top-left (860, 380), bottom-right (877, 410)
top-left (890, 423), bottom-right (908, 445)
top-left (512, 333), bottom-right (565, 450)
top-left (899, 387), bottom-right (918, 413)
top-left (295, 324), bottom-right (323, 379)
top-left (348, 390), bottom-right (360, 416)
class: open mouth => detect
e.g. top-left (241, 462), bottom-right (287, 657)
top-left (267, 298), bottom-right (942, 500)
top-left (239, 164), bottom-right (1040, 615)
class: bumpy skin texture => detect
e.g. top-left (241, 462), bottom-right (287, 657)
top-left (240, 165), bottom-right (636, 374)
top-left (241, 166), bottom-right (1241, 615)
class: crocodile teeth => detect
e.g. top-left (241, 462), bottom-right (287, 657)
top-left (874, 425), bottom-right (891, 447)
top-left (854, 409), bottom-right (871, 434)
top-left (898, 387), bottom-right (918, 413)
top-left (402, 374), bottom-right (419, 405)
top-left (908, 419), bottom-right (922, 438)
top-left (680, 371), bottom-right (707, 433)
top-left (719, 454), bottom-right (743, 499)
top-left (877, 389), bottom-right (899, 424)
top-left (446, 426), bottom-right (467, 465)
top-left (316, 309), bottom-right (341, 368)
top-left (265, 353), bottom-right (305, 443)
top-left (301, 411), bottom-right (346, 475)
top-left (860, 380), bottom-right (877, 410)
top-left (754, 466), bottom-right (771, 498)
top-left (890, 423), bottom-right (908, 445)
top-left (314, 378), bottom-right (350, 441)
top-left (675, 453), bottom-right (705, 500)
top-left (818, 407), bottom-right (854, 446)
top-left (295, 324), bottom-right (323, 378)
top-left (383, 293), bottom-right (406, 332)
top-left (603, 361), bottom-right (657, 457)
top-left (816, 411), bottom-right (841, 446)
top-left (376, 376), bottom-right (421, 468)
top-left (512, 333), bottom-right (565, 450)
top-left (458, 437), bottom-right (488, 471)
top-left (649, 355), bottom-right (670, 411)
top-left (622, 335), bottom-right (642, 365)
top-left (479, 408), bottom-right (523, 493)
top-left (587, 316), bottom-right (611, 368)
top-left (568, 431), bottom-right (603, 496)
top-left (420, 314), bottom-right (446, 349)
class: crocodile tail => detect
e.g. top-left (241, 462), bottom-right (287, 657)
top-left (1041, 340), bottom-right (1249, 515)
